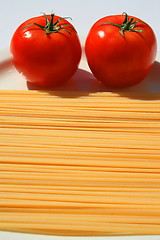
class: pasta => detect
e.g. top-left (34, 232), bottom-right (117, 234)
top-left (0, 90), bottom-right (160, 236)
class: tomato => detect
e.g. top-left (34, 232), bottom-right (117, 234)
top-left (85, 13), bottom-right (157, 88)
top-left (10, 13), bottom-right (82, 88)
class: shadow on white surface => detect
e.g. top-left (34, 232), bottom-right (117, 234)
top-left (27, 60), bottom-right (160, 99)
top-left (0, 58), bottom-right (13, 73)
top-left (0, 49), bottom-right (160, 100)
top-left (26, 68), bottom-right (101, 95)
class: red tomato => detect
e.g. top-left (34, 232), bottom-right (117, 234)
top-left (10, 13), bottom-right (82, 88)
top-left (85, 13), bottom-right (157, 88)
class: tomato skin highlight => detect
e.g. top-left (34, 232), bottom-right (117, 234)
top-left (10, 14), bottom-right (82, 88)
top-left (85, 14), bottom-right (157, 88)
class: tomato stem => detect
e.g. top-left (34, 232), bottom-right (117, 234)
top-left (22, 12), bottom-right (76, 35)
top-left (100, 12), bottom-right (146, 36)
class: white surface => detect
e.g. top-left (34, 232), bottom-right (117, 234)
top-left (1, 0), bottom-right (160, 50)
top-left (1, 232), bottom-right (160, 240)
top-left (0, 1), bottom-right (160, 239)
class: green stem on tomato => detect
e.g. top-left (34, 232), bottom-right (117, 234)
top-left (100, 12), bottom-right (146, 36)
top-left (22, 12), bottom-right (76, 34)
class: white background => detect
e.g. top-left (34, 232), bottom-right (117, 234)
top-left (1, 0), bottom-right (160, 50)
top-left (0, 0), bottom-right (160, 239)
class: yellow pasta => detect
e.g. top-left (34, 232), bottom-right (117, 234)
top-left (0, 90), bottom-right (160, 236)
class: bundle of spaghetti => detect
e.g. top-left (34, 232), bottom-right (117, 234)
top-left (0, 90), bottom-right (160, 236)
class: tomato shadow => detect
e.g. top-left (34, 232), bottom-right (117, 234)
top-left (27, 68), bottom-right (105, 98)
top-left (0, 59), bottom-right (13, 73)
top-left (51, 60), bottom-right (160, 100)
top-left (3, 55), bottom-right (160, 101)
top-left (116, 60), bottom-right (160, 100)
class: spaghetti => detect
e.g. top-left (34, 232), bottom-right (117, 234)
top-left (0, 90), bottom-right (160, 236)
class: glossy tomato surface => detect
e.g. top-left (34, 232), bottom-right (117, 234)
top-left (10, 14), bottom-right (82, 88)
top-left (85, 14), bottom-right (157, 88)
